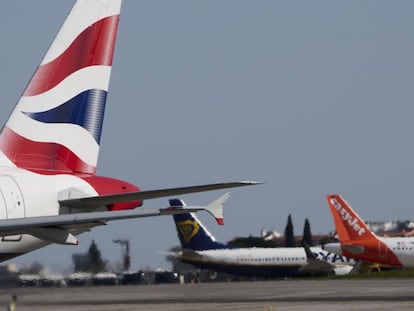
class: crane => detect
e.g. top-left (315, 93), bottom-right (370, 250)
top-left (113, 239), bottom-right (131, 272)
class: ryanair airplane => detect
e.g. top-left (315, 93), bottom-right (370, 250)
top-left (171, 194), bottom-right (356, 278)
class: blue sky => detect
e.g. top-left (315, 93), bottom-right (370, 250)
top-left (1, 0), bottom-right (414, 272)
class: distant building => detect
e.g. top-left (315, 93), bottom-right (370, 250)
top-left (366, 220), bottom-right (414, 236)
top-left (261, 229), bottom-right (282, 241)
top-left (258, 220), bottom-right (414, 244)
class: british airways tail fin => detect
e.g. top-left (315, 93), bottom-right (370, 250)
top-left (172, 195), bottom-right (230, 251)
top-left (326, 194), bottom-right (377, 242)
top-left (0, 0), bottom-right (122, 174)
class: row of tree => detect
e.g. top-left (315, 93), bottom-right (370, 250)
top-left (284, 214), bottom-right (312, 247)
top-left (229, 215), bottom-right (314, 248)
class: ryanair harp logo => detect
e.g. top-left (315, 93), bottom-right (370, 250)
top-left (177, 220), bottom-right (200, 243)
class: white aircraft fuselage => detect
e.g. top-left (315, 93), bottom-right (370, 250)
top-left (180, 247), bottom-right (355, 277)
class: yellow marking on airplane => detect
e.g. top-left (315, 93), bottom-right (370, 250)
top-left (177, 220), bottom-right (200, 243)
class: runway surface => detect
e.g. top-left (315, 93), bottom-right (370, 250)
top-left (1, 278), bottom-right (414, 310)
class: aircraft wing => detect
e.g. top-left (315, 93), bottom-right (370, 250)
top-left (59, 181), bottom-right (261, 209)
top-left (0, 193), bottom-right (230, 245)
top-left (301, 244), bottom-right (336, 275)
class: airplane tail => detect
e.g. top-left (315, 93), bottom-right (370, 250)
top-left (0, 0), bottom-right (122, 174)
top-left (326, 194), bottom-right (377, 242)
top-left (171, 197), bottom-right (229, 251)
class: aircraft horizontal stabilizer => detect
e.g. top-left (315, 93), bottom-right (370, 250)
top-left (342, 243), bottom-right (365, 254)
top-left (300, 244), bottom-right (336, 275)
top-left (0, 200), bottom-right (228, 240)
top-left (59, 181), bottom-right (261, 209)
top-left (161, 192), bottom-right (230, 225)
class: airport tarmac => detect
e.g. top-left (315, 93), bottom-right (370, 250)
top-left (0, 278), bottom-right (413, 311)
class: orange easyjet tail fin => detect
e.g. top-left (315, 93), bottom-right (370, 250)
top-left (326, 194), bottom-right (376, 242)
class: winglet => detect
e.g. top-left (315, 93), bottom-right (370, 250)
top-left (204, 192), bottom-right (231, 225)
top-left (166, 192), bottom-right (231, 225)
top-left (302, 243), bottom-right (316, 260)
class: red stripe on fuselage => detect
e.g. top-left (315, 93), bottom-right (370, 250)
top-left (0, 127), bottom-right (95, 174)
top-left (24, 15), bottom-right (119, 97)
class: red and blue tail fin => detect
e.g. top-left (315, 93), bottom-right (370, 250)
top-left (171, 199), bottom-right (228, 251)
top-left (0, 0), bottom-right (122, 174)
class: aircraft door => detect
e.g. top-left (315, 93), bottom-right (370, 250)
top-left (0, 176), bottom-right (25, 242)
top-left (0, 186), bottom-right (6, 220)
top-left (0, 176), bottom-right (25, 219)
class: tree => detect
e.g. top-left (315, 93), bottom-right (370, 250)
top-left (88, 240), bottom-right (106, 273)
top-left (284, 214), bottom-right (295, 247)
top-left (228, 236), bottom-right (281, 248)
top-left (301, 218), bottom-right (313, 247)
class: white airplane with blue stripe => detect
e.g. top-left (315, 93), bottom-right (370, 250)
top-left (171, 194), bottom-right (356, 278)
